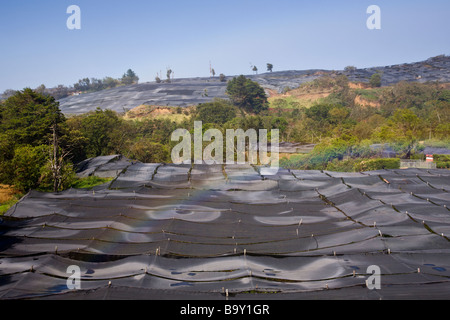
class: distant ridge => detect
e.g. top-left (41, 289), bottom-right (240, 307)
top-left (58, 55), bottom-right (450, 114)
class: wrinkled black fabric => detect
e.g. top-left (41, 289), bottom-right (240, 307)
top-left (1, 161), bottom-right (449, 299)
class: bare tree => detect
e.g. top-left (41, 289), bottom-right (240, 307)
top-left (166, 68), bottom-right (173, 83)
top-left (49, 124), bottom-right (71, 192)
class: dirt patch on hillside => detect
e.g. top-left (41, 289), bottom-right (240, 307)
top-left (124, 105), bottom-right (176, 119)
top-left (268, 88), bottom-right (332, 101)
top-left (354, 95), bottom-right (381, 108)
top-left (349, 82), bottom-right (371, 89)
top-left (123, 105), bottom-right (194, 122)
top-left (297, 92), bottom-right (331, 101)
top-left (151, 108), bottom-right (172, 116)
top-left (123, 105), bottom-right (153, 119)
top-left (0, 185), bottom-right (17, 203)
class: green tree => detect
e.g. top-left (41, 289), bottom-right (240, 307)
top-left (391, 108), bottom-right (421, 141)
top-left (438, 90), bottom-right (450, 102)
top-left (305, 103), bottom-right (333, 123)
top-left (226, 75), bottom-right (268, 114)
top-left (373, 109), bottom-right (424, 158)
top-left (329, 106), bottom-right (350, 125)
top-left (195, 99), bottom-right (237, 125)
top-left (267, 63), bottom-right (273, 72)
top-left (127, 139), bottom-right (169, 163)
top-left (0, 88), bottom-right (65, 146)
top-left (74, 78), bottom-right (91, 91)
top-left (80, 108), bottom-right (123, 157)
top-left (353, 158), bottom-right (400, 172)
top-left (353, 114), bottom-right (385, 140)
top-left (103, 77), bottom-right (121, 89)
top-left (50, 85), bottom-right (70, 99)
top-left (0, 133), bottom-right (15, 184)
top-left (384, 81), bottom-right (439, 111)
top-left (121, 69), bottom-right (139, 85)
top-left (11, 145), bottom-right (48, 192)
top-left (370, 73), bottom-right (382, 87)
top-left (39, 155), bottom-right (75, 192)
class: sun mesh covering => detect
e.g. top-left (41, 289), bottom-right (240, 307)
top-left (1, 160), bottom-right (450, 300)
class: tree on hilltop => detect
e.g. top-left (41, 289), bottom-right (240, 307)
top-left (121, 69), bottom-right (139, 85)
top-left (226, 75), bottom-right (268, 114)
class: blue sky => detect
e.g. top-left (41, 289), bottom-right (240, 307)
top-left (0, 0), bottom-right (449, 92)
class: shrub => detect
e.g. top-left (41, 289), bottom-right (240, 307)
top-left (370, 73), bottom-right (382, 87)
top-left (436, 161), bottom-right (450, 169)
top-left (195, 99), bottom-right (237, 125)
top-left (38, 158), bottom-right (76, 192)
top-left (71, 176), bottom-right (113, 189)
top-left (11, 145), bottom-right (49, 192)
top-left (353, 158), bottom-right (400, 172)
top-left (434, 154), bottom-right (450, 169)
top-left (226, 75), bottom-right (268, 114)
top-left (127, 139), bottom-right (170, 163)
top-left (326, 158), bottom-right (360, 172)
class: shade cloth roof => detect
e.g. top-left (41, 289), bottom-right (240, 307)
top-left (1, 157), bottom-right (449, 300)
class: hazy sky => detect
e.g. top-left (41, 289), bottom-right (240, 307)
top-left (0, 0), bottom-right (449, 92)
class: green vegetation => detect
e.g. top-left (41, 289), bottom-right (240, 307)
top-left (270, 96), bottom-right (305, 109)
top-left (434, 154), bottom-right (450, 169)
top-left (0, 184), bottom-right (22, 215)
top-left (354, 87), bottom-right (384, 101)
top-left (370, 73), bottom-right (382, 87)
top-left (353, 158), bottom-right (400, 171)
top-left (0, 74), bottom-right (449, 196)
top-left (272, 77), bottom-right (449, 171)
top-left (226, 75), bottom-right (268, 114)
top-left (127, 139), bottom-right (170, 163)
top-left (70, 176), bottom-right (114, 189)
top-left (121, 69), bottom-right (139, 85)
top-left (0, 196), bottom-right (20, 215)
top-left (194, 99), bottom-right (237, 125)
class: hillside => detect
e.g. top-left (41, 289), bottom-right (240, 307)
top-left (57, 55), bottom-right (450, 114)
